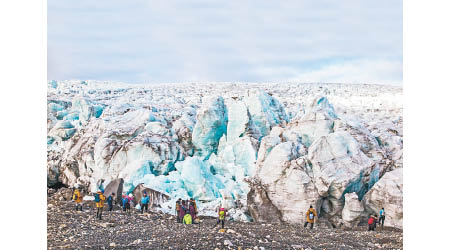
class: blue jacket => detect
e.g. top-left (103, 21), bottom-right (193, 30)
top-left (141, 196), bottom-right (150, 205)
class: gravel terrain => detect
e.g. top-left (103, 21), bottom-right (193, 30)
top-left (48, 189), bottom-right (402, 250)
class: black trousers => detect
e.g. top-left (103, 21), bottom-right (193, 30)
top-left (75, 203), bottom-right (82, 211)
top-left (379, 216), bottom-right (385, 226)
top-left (96, 207), bottom-right (103, 220)
top-left (141, 204), bottom-right (148, 213)
top-left (108, 203), bottom-right (113, 211)
top-left (304, 222), bottom-right (314, 229)
top-left (368, 223), bottom-right (376, 231)
top-left (216, 219), bottom-right (225, 229)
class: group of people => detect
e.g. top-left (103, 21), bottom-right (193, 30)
top-left (302, 205), bottom-right (387, 232)
top-left (368, 207), bottom-right (386, 231)
top-left (72, 188), bottom-right (136, 220)
top-left (73, 189), bottom-right (386, 230)
top-left (175, 198), bottom-right (198, 224)
top-left (73, 189), bottom-right (109, 220)
top-left (175, 198), bottom-right (228, 229)
top-left (121, 193), bottom-right (134, 213)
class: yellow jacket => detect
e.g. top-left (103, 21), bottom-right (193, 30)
top-left (73, 190), bottom-right (82, 203)
top-left (305, 208), bottom-right (317, 223)
top-left (95, 193), bottom-right (106, 208)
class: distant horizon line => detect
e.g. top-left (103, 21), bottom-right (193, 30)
top-left (48, 79), bottom-right (403, 87)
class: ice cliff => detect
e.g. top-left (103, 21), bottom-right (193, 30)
top-left (47, 80), bottom-right (402, 228)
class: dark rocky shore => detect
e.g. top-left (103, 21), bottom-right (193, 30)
top-left (47, 188), bottom-right (402, 250)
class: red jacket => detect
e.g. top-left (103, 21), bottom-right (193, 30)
top-left (368, 217), bottom-right (375, 225)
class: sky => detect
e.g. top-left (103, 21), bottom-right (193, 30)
top-left (48, 0), bottom-right (402, 85)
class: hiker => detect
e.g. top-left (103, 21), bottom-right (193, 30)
top-left (128, 193), bottom-right (134, 213)
top-left (94, 190), bottom-right (106, 220)
top-left (179, 200), bottom-right (187, 222)
top-left (183, 210), bottom-right (193, 224)
top-left (188, 198), bottom-right (197, 220)
top-left (125, 194), bottom-right (133, 214)
top-left (107, 193), bottom-right (115, 212)
top-left (368, 214), bottom-right (377, 231)
top-left (121, 193), bottom-right (128, 212)
top-left (140, 192), bottom-right (150, 214)
top-left (176, 198), bottom-right (182, 223)
top-left (72, 188), bottom-right (83, 211)
top-left (304, 205), bottom-right (317, 229)
top-left (379, 207), bottom-right (386, 227)
top-left (214, 207), bottom-right (227, 229)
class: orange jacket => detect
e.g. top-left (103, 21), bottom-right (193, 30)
top-left (72, 189), bottom-right (83, 203)
top-left (305, 208), bottom-right (317, 223)
top-left (95, 192), bottom-right (106, 208)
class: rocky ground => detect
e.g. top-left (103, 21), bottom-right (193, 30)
top-left (48, 189), bottom-right (403, 250)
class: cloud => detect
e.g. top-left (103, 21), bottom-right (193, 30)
top-left (48, 0), bottom-right (402, 84)
top-left (286, 60), bottom-right (403, 85)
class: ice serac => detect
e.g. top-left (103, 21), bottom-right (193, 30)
top-left (47, 81), bottom-right (403, 225)
top-left (209, 136), bottom-right (257, 191)
top-left (48, 121), bottom-right (77, 141)
top-left (341, 192), bottom-right (365, 228)
top-left (253, 138), bottom-right (318, 223)
top-left (192, 96), bottom-right (227, 160)
top-left (71, 95), bottom-right (104, 123)
top-left (115, 132), bottom-right (183, 180)
top-left (174, 156), bottom-right (225, 201)
top-left (286, 96), bottom-right (337, 147)
top-left (226, 99), bottom-right (249, 143)
top-left (243, 90), bottom-right (289, 141)
top-left (363, 168), bottom-right (403, 229)
top-left (172, 107), bottom-right (197, 156)
top-left (308, 131), bottom-right (374, 200)
top-left (246, 178), bottom-right (283, 223)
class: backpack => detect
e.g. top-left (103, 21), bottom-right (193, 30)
top-left (94, 193), bottom-right (100, 202)
top-left (219, 210), bottom-right (225, 220)
top-left (183, 214), bottom-right (192, 224)
top-left (308, 210), bottom-right (315, 220)
top-left (368, 217), bottom-right (374, 225)
top-left (73, 194), bottom-right (78, 200)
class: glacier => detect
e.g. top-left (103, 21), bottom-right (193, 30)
top-left (47, 80), bottom-right (402, 227)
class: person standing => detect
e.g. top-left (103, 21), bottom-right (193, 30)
top-left (72, 188), bottom-right (83, 211)
top-left (175, 198), bottom-right (182, 223)
top-left (140, 192), bottom-right (150, 214)
top-left (179, 200), bottom-right (187, 222)
top-left (121, 193), bottom-right (128, 212)
top-left (107, 193), bottom-right (115, 212)
top-left (94, 190), bottom-right (106, 220)
top-left (379, 207), bottom-right (386, 227)
top-left (368, 214), bottom-right (377, 231)
top-left (214, 207), bottom-right (227, 229)
top-left (128, 193), bottom-right (134, 214)
top-left (189, 197), bottom-right (197, 220)
top-left (188, 199), bottom-right (197, 221)
top-left (304, 205), bottom-right (317, 229)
